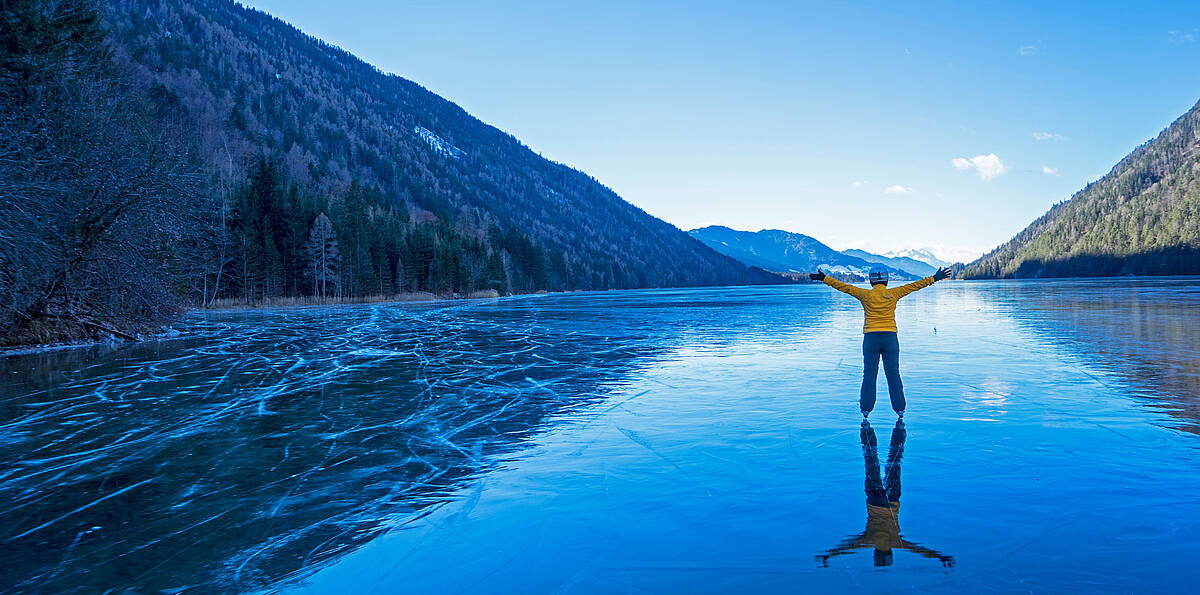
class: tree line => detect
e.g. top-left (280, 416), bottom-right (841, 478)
top-left (206, 155), bottom-right (557, 305)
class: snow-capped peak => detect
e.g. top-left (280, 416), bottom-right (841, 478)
top-left (884, 248), bottom-right (951, 268)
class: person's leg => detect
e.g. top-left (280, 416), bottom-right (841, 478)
top-left (860, 334), bottom-right (882, 414)
top-left (880, 332), bottom-right (906, 413)
top-left (861, 420), bottom-right (887, 506)
top-left (884, 419), bottom-right (906, 503)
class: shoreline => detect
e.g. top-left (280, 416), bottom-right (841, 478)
top-left (199, 289), bottom-right (504, 312)
top-left (0, 290), bottom-right (509, 357)
top-left (8, 276), bottom-right (1194, 356)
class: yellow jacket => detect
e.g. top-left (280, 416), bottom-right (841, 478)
top-left (823, 276), bottom-right (936, 333)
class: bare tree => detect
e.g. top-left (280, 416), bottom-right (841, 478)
top-left (305, 212), bottom-right (340, 300)
top-left (0, 0), bottom-right (202, 344)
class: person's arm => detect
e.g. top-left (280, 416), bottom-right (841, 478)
top-left (899, 539), bottom-right (955, 567)
top-left (811, 269), bottom-right (868, 299)
top-left (815, 533), bottom-right (869, 566)
top-left (892, 267), bottom-right (951, 299)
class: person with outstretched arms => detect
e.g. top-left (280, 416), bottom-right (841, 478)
top-left (809, 265), bottom-right (952, 417)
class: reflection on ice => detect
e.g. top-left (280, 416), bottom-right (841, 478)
top-left (817, 420), bottom-right (953, 568)
top-left (989, 278), bottom-right (1200, 434)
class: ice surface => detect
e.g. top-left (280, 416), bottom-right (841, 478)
top-left (2, 280), bottom-right (1200, 592)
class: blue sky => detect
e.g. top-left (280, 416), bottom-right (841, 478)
top-left (246, 0), bottom-right (1200, 262)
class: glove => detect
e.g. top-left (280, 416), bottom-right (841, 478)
top-left (809, 269), bottom-right (826, 281)
top-left (933, 267), bottom-right (951, 281)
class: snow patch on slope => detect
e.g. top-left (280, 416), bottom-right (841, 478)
top-left (414, 126), bottom-right (465, 159)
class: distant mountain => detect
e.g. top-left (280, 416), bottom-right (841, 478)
top-left (841, 249), bottom-right (937, 277)
top-left (687, 226), bottom-right (916, 280)
top-left (964, 97), bottom-right (1200, 278)
top-left (885, 248), bottom-right (952, 269)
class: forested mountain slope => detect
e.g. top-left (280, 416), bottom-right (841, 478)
top-left (964, 98), bottom-right (1200, 279)
top-left (106, 0), bottom-right (778, 291)
top-left (0, 0), bottom-right (778, 345)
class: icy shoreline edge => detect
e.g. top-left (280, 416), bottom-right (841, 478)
top-left (0, 290), bottom-right (511, 357)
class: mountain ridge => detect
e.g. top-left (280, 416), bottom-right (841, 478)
top-left (0, 0), bottom-right (782, 345)
top-left (885, 248), bottom-right (951, 269)
top-left (687, 226), bottom-right (919, 280)
top-left (840, 249), bottom-right (937, 277)
top-left (964, 97), bottom-right (1200, 279)
top-left (106, 0), bottom-right (781, 291)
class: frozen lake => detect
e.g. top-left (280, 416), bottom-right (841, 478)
top-left (3, 279), bottom-right (1200, 592)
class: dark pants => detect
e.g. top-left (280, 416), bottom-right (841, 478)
top-left (862, 419), bottom-right (905, 506)
top-left (861, 331), bottom-right (905, 414)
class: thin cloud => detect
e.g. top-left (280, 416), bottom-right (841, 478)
top-left (1041, 165), bottom-right (1059, 175)
top-left (1169, 29), bottom-right (1197, 43)
top-left (852, 180), bottom-right (869, 187)
top-left (1019, 45), bottom-right (1038, 56)
top-left (952, 153), bottom-right (1008, 180)
top-left (1032, 131), bottom-right (1062, 141)
top-left (884, 185), bottom-right (913, 194)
